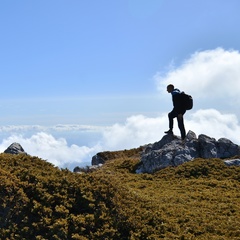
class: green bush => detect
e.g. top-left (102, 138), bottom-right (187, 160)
top-left (0, 151), bottom-right (239, 239)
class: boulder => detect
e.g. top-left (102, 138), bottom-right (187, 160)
top-left (92, 153), bottom-right (105, 165)
top-left (217, 138), bottom-right (240, 158)
top-left (136, 130), bottom-right (240, 173)
top-left (224, 159), bottom-right (240, 166)
top-left (4, 142), bottom-right (28, 155)
top-left (198, 134), bottom-right (218, 158)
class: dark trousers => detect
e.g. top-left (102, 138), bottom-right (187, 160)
top-left (168, 110), bottom-right (186, 139)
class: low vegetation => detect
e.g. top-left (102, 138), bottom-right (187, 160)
top-left (0, 150), bottom-right (239, 239)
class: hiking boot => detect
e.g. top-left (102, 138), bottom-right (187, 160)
top-left (164, 129), bottom-right (173, 134)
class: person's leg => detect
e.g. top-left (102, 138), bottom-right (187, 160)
top-left (177, 114), bottom-right (186, 139)
top-left (165, 111), bottom-right (177, 134)
top-left (168, 111), bottom-right (174, 130)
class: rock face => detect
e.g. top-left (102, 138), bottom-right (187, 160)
top-left (92, 153), bottom-right (105, 166)
top-left (136, 130), bottom-right (240, 173)
top-left (224, 159), bottom-right (240, 166)
top-left (4, 142), bottom-right (28, 155)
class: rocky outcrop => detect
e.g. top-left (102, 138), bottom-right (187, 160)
top-left (92, 153), bottom-right (105, 166)
top-left (224, 159), bottom-right (240, 166)
top-left (4, 142), bottom-right (28, 155)
top-left (73, 164), bottom-right (103, 173)
top-left (136, 130), bottom-right (240, 173)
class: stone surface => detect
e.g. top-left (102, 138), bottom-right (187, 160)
top-left (224, 159), bottom-right (240, 166)
top-left (136, 130), bottom-right (240, 173)
top-left (92, 153), bottom-right (105, 165)
top-left (4, 142), bottom-right (28, 155)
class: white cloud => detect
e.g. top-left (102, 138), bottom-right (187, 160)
top-left (100, 110), bottom-right (240, 151)
top-left (0, 132), bottom-right (102, 170)
top-left (154, 48), bottom-right (240, 110)
top-left (0, 124), bottom-right (104, 133)
top-left (186, 109), bottom-right (240, 143)
top-left (101, 114), bottom-right (168, 150)
top-left (0, 109), bottom-right (239, 170)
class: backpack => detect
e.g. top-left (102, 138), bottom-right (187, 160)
top-left (181, 92), bottom-right (193, 110)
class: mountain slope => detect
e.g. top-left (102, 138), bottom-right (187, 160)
top-left (0, 152), bottom-right (240, 239)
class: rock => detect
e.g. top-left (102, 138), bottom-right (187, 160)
top-left (198, 134), bottom-right (217, 158)
top-left (73, 166), bottom-right (82, 173)
top-left (92, 153), bottom-right (105, 165)
top-left (4, 142), bottom-right (28, 155)
top-left (73, 164), bottom-right (103, 173)
top-left (136, 131), bottom-right (194, 173)
top-left (224, 159), bottom-right (240, 166)
top-left (136, 130), bottom-right (240, 173)
top-left (217, 138), bottom-right (240, 158)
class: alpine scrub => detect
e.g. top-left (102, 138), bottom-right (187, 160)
top-left (0, 152), bottom-right (239, 239)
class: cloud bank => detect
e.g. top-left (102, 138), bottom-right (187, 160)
top-left (0, 109), bottom-right (239, 170)
top-left (1, 48), bottom-right (239, 170)
top-left (155, 48), bottom-right (240, 111)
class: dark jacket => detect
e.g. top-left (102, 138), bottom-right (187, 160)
top-left (171, 88), bottom-right (185, 114)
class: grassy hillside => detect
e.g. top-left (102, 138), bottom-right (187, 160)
top-left (0, 151), bottom-right (240, 240)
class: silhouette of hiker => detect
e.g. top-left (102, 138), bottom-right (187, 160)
top-left (164, 84), bottom-right (186, 140)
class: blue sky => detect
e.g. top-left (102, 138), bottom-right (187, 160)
top-left (1, 1), bottom-right (240, 170)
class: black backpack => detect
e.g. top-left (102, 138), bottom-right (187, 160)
top-left (181, 92), bottom-right (193, 110)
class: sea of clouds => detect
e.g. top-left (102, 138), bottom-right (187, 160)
top-left (1, 48), bottom-right (240, 170)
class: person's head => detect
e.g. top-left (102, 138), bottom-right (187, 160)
top-left (167, 84), bottom-right (174, 93)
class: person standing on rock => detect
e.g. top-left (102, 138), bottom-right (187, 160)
top-left (164, 84), bottom-right (186, 140)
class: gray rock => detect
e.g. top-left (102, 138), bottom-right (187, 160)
top-left (92, 153), bottom-right (105, 165)
top-left (198, 134), bottom-right (217, 158)
top-left (224, 159), bottom-right (240, 166)
top-left (4, 142), bottom-right (28, 155)
top-left (136, 130), bottom-right (240, 173)
top-left (74, 164), bottom-right (103, 173)
top-left (217, 138), bottom-right (240, 158)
